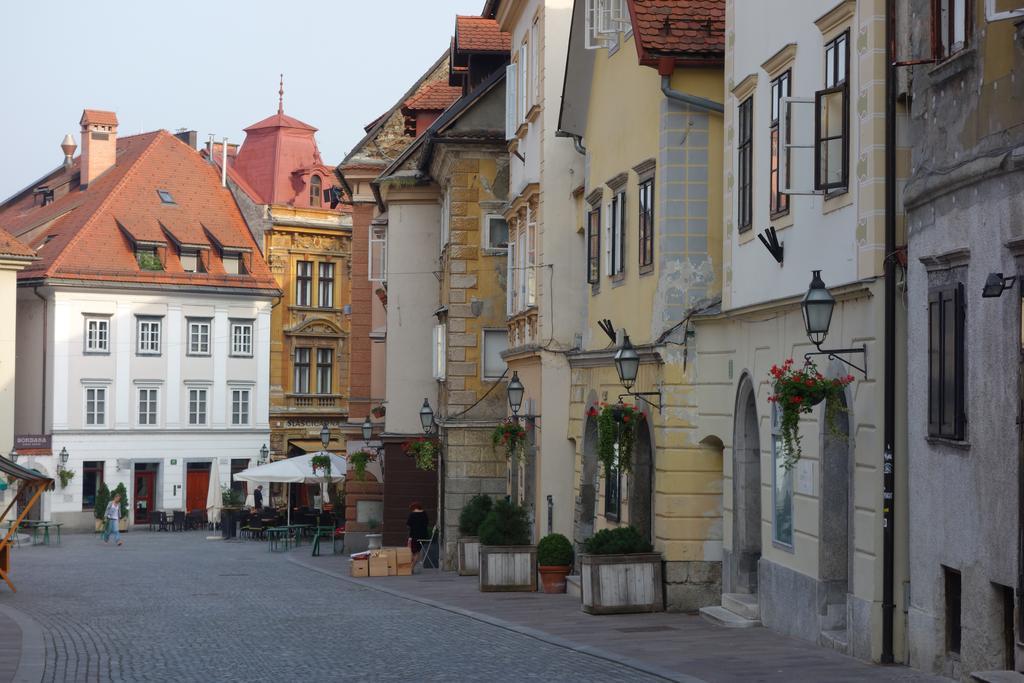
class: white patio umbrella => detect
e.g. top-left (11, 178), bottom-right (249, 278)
top-left (206, 462), bottom-right (222, 527)
top-left (234, 452), bottom-right (347, 525)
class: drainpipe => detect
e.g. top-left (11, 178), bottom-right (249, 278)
top-left (657, 54), bottom-right (723, 115)
top-left (31, 287), bottom-right (47, 434)
top-left (882, 0), bottom-right (897, 664)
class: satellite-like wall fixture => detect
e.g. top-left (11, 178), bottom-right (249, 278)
top-left (757, 226), bottom-right (784, 265)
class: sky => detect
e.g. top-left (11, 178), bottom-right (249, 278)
top-left (0, 0), bottom-right (483, 200)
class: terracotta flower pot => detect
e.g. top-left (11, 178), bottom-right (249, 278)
top-left (538, 565), bottom-right (571, 593)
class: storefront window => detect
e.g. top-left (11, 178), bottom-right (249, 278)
top-left (772, 403), bottom-right (794, 547)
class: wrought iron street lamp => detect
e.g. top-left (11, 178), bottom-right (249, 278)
top-left (259, 444), bottom-right (269, 465)
top-left (613, 333), bottom-right (662, 411)
top-left (800, 270), bottom-right (867, 376)
top-left (507, 372), bottom-right (525, 417)
top-left (320, 424), bottom-right (330, 450)
top-left (982, 272), bottom-right (1016, 298)
top-left (58, 446), bottom-right (69, 470)
top-left (420, 399), bottom-right (435, 434)
top-left (361, 416), bottom-right (374, 442)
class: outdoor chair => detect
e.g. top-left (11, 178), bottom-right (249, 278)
top-left (416, 526), bottom-right (441, 571)
top-left (147, 513), bottom-right (159, 532)
top-left (171, 510), bottom-right (185, 532)
top-left (156, 511), bottom-right (169, 532)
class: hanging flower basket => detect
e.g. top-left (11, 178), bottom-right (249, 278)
top-left (590, 403), bottom-right (645, 474)
top-left (404, 438), bottom-right (438, 471)
top-left (491, 419), bottom-right (528, 460)
top-left (310, 454), bottom-right (332, 477)
top-left (370, 405), bottom-right (386, 418)
top-left (348, 451), bottom-right (374, 481)
top-left (768, 359), bottom-right (854, 469)
top-left (58, 469), bottom-right (76, 489)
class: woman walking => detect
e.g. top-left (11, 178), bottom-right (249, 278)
top-left (102, 493), bottom-right (124, 546)
top-left (406, 501), bottom-right (429, 567)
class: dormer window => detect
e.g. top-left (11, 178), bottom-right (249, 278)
top-left (157, 189), bottom-right (175, 204)
top-left (137, 247), bottom-right (163, 271)
top-left (309, 175), bottom-right (322, 208)
top-left (180, 249), bottom-right (204, 273)
top-left (223, 253), bottom-right (246, 275)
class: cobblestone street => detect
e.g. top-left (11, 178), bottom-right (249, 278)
top-left (0, 533), bottom-right (661, 682)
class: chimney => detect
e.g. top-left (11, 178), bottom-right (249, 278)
top-left (79, 109), bottom-right (118, 187)
top-left (174, 129), bottom-right (198, 149)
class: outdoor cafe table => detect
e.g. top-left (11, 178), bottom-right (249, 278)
top-left (266, 527), bottom-right (292, 553)
top-left (310, 526), bottom-right (339, 557)
top-left (287, 524), bottom-right (310, 546)
top-left (15, 520), bottom-right (62, 546)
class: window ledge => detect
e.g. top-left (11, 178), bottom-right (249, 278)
top-left (822, 189), bottom-right (853, 215)
top-left (611, 273), bottom-right (627, 287)
top-left (590, 282), bottom-right (601, 296)
top-left (481, 248), bottom-right (509, 257)
top-left (515, 121), bottom-right (529, 140)
top-left (928, 47), bottom-right (976, 86)
top-left (771, 540), bottom-right (795, 553)
top-left (525, 104), bottom-right (541, 124)
top-left (604, 512), bottom-right (620, 523)
top-left (925, 436), bottom-right (971, 451)
top-left (639, 264), bottom-right (655, 277)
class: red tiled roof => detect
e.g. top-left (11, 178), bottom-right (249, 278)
top-left (403, 81), bottom-right (463, 111)
top-left (454, 16), bottom-right (511, 53)
top-left (81, 109), bottom-right (118, 126)
top-left (0, 227), bottom-right (34, 259)
top-left (0, 130), bottom-right (277, 292)
top-left (627, 0), bottom-right (725, 63)
top-left (243, 111), bottom-right (316, 133)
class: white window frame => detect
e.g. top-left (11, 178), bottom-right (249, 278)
top-left (481, 329), bottom-right (508, 380)
top-left (230, 387), bottom-right (252, 426)
top-left (483, 214), bottom-right (509, 252)
top-left (530, 16), bottom-right (540, 105)
top-left (505, 62), bottom-right (518, 139)
top-left (230, 320), bottom-right (253, 357)
top-left (84, 316), bottom-right (110, 354)
top-left (584, 0), bottom-right (603, 49)
top-left (432, 324), bottom-right (447, 380)
top-left (779, 96), bottom-right (820, 196)
top-left (187, 386), bottom-right (209, 426)
top-left (187, 319), bottom-right (212, 356)
top-left (519, 42), bottom-right (529, 119)
top-left (525, 207), bottom-right (537, 307)
top-left (440, 189), bottom-right (451, 249)
top-left (136, 317), bottom-right (161, 356)
top-left (369, 226), bottom-right (387, 283)
top-left (506, 240), bottom-right (517, 316)
top-left (606, 191), bottom-right (626, 276)
top-left (517, 230), bottom-right (528, 309)
top-left (84, 385), bottom-right (108, 427)
top-left (137, 386), bottom-right (159, 427)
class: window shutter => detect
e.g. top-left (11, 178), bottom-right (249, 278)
top-left (779, 96), bottom-right (820, 195)
top-left (604, 201), bottom-right (613, 276)
top-left (520, 43), bottom-right (529, 117)
top-left (506, 243), bottom-right (515, 316)
top-left (953, 283), bottom-right (966, 439)
top-left (928, 290), bottom-right (940, 435)
top-left (617, 193), bottom-right (626, 273)
top-left (813, 85), bottom-right (849, 192)
top-left (505, 63), bottom-right (518, 140)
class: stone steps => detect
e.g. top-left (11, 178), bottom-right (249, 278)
top-left (698, 605), bottom-right (761, 628)
top-left (566, 574), bottom-right (581, 598)
top-left (721, 592), bottom-right (760, 621)
top-left (819, 628), bottom-right (848, 652)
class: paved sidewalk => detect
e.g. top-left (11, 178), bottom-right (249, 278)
top-left (291, 553), bottom-right (947, 683)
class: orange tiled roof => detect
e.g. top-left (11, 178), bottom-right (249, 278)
top-left (628, 0), bottom-right (725, 61)
top-left (0, 130), bottom-right (278, 292)
top-left (0, 227), bottom-right (34, 259)
top-left (454, 16), bottom-right (511, 53)
top-left (81, 109), bottom-right (119, 126)
top-left (404, 81), bottom-right (463, 111)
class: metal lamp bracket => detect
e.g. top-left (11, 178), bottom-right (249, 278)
top-left (803, 344), bottom-right (867, 377)
top-left (617, 389), bottom-right (663, 413)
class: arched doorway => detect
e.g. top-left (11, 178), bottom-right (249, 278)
top-left (629, 420), bottom-right (654, 544)
top-left (819, 389), bottom-right (851, 637)
top-left (574, 414), bottom-right (599, 549)
top-left (730, 376), bottom-right (761, 595)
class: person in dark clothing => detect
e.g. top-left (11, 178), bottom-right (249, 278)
top-left (406, 502), bottom-right (430, 566)
top-left (253, 485), bottom-right (264, 511)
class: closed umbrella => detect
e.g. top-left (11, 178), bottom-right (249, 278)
top-left (235, 452), bottom-right (346, 525)
top-left (206, 462), bottom-right (222, 527)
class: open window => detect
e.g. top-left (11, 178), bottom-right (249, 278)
top-left (585, 0), bottom-right (628, 48)
top-left (505, 62), bottom-right (518, 139)
top-left (586, 207), bottom-right (601, 285)
top-left (369, 226), bottom-right (387, 283)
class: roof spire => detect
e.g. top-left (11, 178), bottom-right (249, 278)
top-left (278, 74), bottom-right (284, 115)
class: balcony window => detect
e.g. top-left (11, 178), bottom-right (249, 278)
top-left (294, 348), bottom-right (311, 394)
top-left (295, 261), bottom-right (313, 306)
top-left (316, 348), bottom-right (333, 394)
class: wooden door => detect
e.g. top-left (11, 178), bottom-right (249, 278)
top-left (134, 471), bottom-right (156, 524)
top-left (186, 470), bottom-right (209, 512)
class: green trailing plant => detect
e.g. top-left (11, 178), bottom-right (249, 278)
top-left (58, 468), bottom-right (75, 489)
top-left (583, 526), bottom-right (653, 555)
top-left (112, 482), bottom-right (129, 519)
top-left (348, 451), bottom-right (372, 481)
top-left (404, 438), bottom-right (438, 471)
top-left (537, 533), bottom-right (574, 567)
top-left (491, 419), bottom-right (528, 461)
top-left (310, 454), bottom-right (332, 477)
top-left (478, 499), bottom-right (531, 546)
top-left (589, 402), bottom-right (645, 474)
top-left (371, 405), bottom-right (386, 418)
top-left (458, 495), bottom-right (493, 536)
top-left (94, 482), bottom-right (110, 521)
top-left (137, 251), bottom-right (163, 271)
top-left (768, 359), bottom-right (854, 468)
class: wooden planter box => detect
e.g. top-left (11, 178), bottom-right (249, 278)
top-left (457, 537), bottom-right (480, 576)
top-left (479, 545), bottom-right (537, 592)
top-left (579, 553), bottom-right (664, 614)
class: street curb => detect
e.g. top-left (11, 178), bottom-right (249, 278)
top-left (287, 554), bottom-right (705, 683)
top-left (0, 604), bottom-right (46, 683)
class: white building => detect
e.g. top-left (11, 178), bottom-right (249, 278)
top-left (1, 110), bottom-right (278, 530)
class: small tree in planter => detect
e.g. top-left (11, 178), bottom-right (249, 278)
top-left (579, 526), bottom-right (662, 614)
top-left (491, 419), bottom-right (527, 461)
top-left (112, 483), bottom-right (130, 531)
top-left (94, 482), bottom-right (110, 532)
top-left (456, 495), bottom-right (493, 576)
top-left (537, 533), bottom-right (574, 594)
top-left (478, 500), bottom-right (536, 592)
top-left (768, 359), bottom-right (854, 468)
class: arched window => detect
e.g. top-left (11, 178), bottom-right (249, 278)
top-left (309, 175), bottom-right (322, 208)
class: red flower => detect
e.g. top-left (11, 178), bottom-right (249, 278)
top-left (791, 396), bottom-right (802, 404)
top-left (623, 415), bottom-right (630, 423)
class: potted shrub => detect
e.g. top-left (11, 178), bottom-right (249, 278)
top-left (768, 359), bottom-right (853, 467)
top-left (537, 533), bottom-right (574, 593)
top-left (113, 483), bottom-right (130, 531)
top-left (456, 495), bottom-right (493, 576)
top-left (94, 482), bottom-right (110, 533)
top-left (579, 526), bottom-right (662, 614)
top-left (478, 500), bottom-right (536, 592)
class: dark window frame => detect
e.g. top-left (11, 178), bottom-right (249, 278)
top-left (928, 283), bottom-right (966, 440)
top-left (769, 71), bottom-right (792, 217)
top-left (604, 462), bottom-right (621, 521)
top-left (945, 566), bottom-right (962, 656)
top-left (316, 348), bottom-right (333, 395)
top-left (737, 97), bottom-right (754, 232)
top-left (638, 177), bottom-right (654, 270)
top-left (936, 0), bottom-right (972, 59)
top-left (293, 347), bottom-right (311, 394)
top-left (295, 261), bottom-right (313, 307)
top-left (81, 461), bottom-right (104, 510)
top-left (318, 262), bottom-right (335, 309)
top-left (586, 207), bottom-right (601, 285)
top-left (609, 192), bottom-right (626, 278)
top-left (815, 31), bottom-right (850, 194)
top-left (309, 175), bottom-right (322, 208)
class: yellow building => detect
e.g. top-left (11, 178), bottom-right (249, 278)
top-left (557, 0), bottom-right (725, 610)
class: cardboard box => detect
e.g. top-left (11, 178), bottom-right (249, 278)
top-left (369, 556), bottom-right (389, 577)
top-left (381, 548), bottom-right (399, 576)
top-left (396, 547), bottom-right (413, 564)
top-left (396, 562), bottom-right (413, 576)
top-left (351, 559), bottom-right (369, 578)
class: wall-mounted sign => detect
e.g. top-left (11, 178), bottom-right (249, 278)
top-left (170, 459), bottom-right (178, 465)
top-left (14, 434), bottom-right (51, 450)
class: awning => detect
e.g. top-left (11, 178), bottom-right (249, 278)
top-left (0, 456), bottom-right (54, 490)
top-left (288, 439), bottom-right (346, 454)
